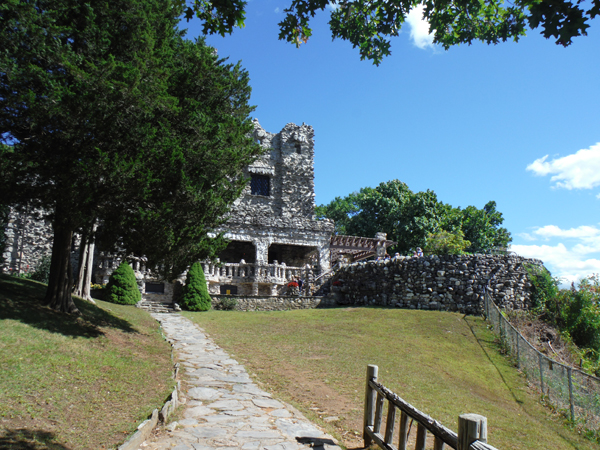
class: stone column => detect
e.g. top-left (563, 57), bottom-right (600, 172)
top-left (254, 240), bottom-right (269, 266)
top-left (318, 243), bottom-right (330, 274)
top-left (375, 232), bottom-right (387, 258)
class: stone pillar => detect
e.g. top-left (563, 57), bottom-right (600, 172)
top-left (252, 282), bottom-right (259, 296)
top-left (375, 232), bottom-right (387, 258)
top-left (254, 240), bottom-right (269, 265)
top-left (318, 243), bottom-right (330, 274)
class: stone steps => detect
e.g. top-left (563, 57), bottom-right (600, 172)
top-left (137, 300), bottom-right (178, 314)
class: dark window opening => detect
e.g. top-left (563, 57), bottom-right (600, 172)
top-left (145, 282), bottom-right (164, 293)
top-left (251, 174), bottom-right (270, 196)
top-left (295, 143), bottom-right (302, 154)
top-left (220, 284), bottom-right (238, 295)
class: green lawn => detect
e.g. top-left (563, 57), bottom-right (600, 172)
top-left (184, 307), bottom-right (596, 450)
top-left (0, 274), bottom-right (174, 450)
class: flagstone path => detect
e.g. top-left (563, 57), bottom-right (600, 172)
top-left (139, 313), bottom-right (342, 450)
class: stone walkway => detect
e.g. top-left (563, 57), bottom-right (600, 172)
top-left (140, 313), bottom-right (342, 450)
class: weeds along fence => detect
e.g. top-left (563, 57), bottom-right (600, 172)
top-left (484, 290), bottom-right (600, 430)
top-left (363, 365), bottom-right (498, 450)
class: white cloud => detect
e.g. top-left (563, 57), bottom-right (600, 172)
top-left (274, 7), bottom-right (280, 13)
top-left (512, 223), bottom-right (600, 286)
top-left (526, 143), bottom-right (600, 190)
top-left (518, 232), bottom-right (537, 241)
top-left (405, 5), bottom-right (434, 49)
top-left (512, 242), bottom-right (600, 286)
top-left (326, 2), bottom-right (340, 11)
top-left (533, 224), bottom-right (600, 240)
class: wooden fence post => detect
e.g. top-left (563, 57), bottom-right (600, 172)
top-left (457, 414), bottom-right (487, 450)
top-left (363, 364), bottom-right (378, 447)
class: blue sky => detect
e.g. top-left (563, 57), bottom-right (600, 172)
top-left (183, 2), bottom-right (600, 285)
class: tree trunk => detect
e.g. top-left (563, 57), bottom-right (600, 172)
top-left (73, 230), bottom-right (89, 297)
top-left (82, 224), bottom-right (97, 304)
top-left (44, 222), bottom-right (80, 314)
top-left (73, 224), bottom-right (97, 304)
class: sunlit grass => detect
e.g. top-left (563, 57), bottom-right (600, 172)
top-left (0, 274), bottom-right (174, 450)
top-left (184, 307), bottom-right (597, 450)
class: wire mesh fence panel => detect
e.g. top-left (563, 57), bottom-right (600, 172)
top-left (484, 291), bottom-right (600, 431)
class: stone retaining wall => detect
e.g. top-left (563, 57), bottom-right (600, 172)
top-left (329, 254), bottom-right (542, 315)
top-left (210, 294), bottom-right (337, 311)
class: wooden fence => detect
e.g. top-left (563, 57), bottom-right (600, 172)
top-left (363, 365), bottom-right (499, 450)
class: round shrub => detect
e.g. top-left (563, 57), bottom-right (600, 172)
top-left (106, 261), bottom-right (141, 305)
top-left (181, 262), bottom-right (211, 311)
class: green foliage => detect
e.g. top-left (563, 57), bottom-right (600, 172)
top-left (29, 254), bottom-right (52, 284)
top-left (461, 201), bottom-right (512, 252)
top-left (562, 276), bottom-right (600, 353)
top-left (106, 262), bottom-right (141, 305)
top-left (0, 0), bottom-right (261, 311)
top-left (181, 262), bottom-right (212, 311)
top-left (424, 230), bottom-right (471, 255)
top-left (317, 179), bottom-right (511, 255)
top-left (525, 268), bottom-right (600, 371)
top-left (219, 297), bottom-right (238, 311)
top-left (525, 264), bottom-right (560, 314)
top-left (181, 0), bottom-right (598, 65)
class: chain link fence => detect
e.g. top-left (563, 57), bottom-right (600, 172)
top-left (484, 290), bottom-right (600, 431)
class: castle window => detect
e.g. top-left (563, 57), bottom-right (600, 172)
top-left (251, 174), bottom-right (270, 196)
top-left (295, 143), bottom-right (302, 154)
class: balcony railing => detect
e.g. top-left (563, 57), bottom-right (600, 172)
top-left (203, 262), bottom-right (312, 284)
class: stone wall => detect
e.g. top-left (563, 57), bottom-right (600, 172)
top-left (211, 294), bottom-right (337, 311)
top-left (328, 254), bottom-right (542, 315)
top-left (1, 207), bottom-right (53, 274)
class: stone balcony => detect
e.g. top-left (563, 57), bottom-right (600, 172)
top-left (203, 261), bottom-right (312, 284)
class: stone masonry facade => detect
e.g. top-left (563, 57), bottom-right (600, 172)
top-left (207, 120), bottom-right (335, 297)
top-left (2, 207), bottom-right (53, 275)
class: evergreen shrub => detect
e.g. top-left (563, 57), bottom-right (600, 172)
top-left (181, 262), bottom-right (211, 311)
top-left (106, 261), bottom-right (141, 305)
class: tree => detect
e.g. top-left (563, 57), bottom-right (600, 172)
top-left (180, 262), bottom-right (212, 311)
top-left (424, 230), bottom-right (471, 255)
top-left (0, 0), bottom-right (260, 314)
top-left (178, 0), bottom-right (599, 65)
top-left (317, 179), bottom-right (511, 254)
top-left (106, 262), bottom-right (141, 305)
top-left (461, 201), bottom-right (512, 252)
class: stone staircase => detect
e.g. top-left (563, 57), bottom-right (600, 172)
top-left (136, 299), bottom-right (179, 314)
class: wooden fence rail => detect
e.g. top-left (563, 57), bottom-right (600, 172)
top-left (364, 365), bottom-right (499, 450)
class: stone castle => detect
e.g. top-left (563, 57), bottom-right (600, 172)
top-left (1, 120), bottom-right (336, 299)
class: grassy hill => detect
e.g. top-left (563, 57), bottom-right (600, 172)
top-left (184, 307), bottom-right (597, 450)
top-left (0, 274), bottom-right (174, 450)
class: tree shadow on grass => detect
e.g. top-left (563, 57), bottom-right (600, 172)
top-left (0, 428), bottom-right (71, 450)
top-left (0, 274), bottom-right (136, 338)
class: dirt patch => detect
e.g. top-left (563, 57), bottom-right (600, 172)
top-left (506, 313), bottom-right (581, 368)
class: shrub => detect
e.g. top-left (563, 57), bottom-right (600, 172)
top-left (525, 264), bottom-right (559, 315)
top-left (105, 261), bottom-right (141, 305)
top-left (30, 254), bottom-right (52, 284)
top-left (181, 262), bottom-right (211, 311)
top-left (563, 277), bottom-right (600, 352)
top-left (220, 297), bottom-right (238, 311)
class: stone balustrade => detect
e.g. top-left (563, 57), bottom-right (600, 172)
top-left (203, 262), bottom-right (311, 284)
